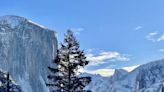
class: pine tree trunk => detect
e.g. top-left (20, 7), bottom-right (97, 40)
top-left (69, 67), bottom-right (71, 92)
top-left (68, 50), bottom-right (71, 92)
top-left (7, 72), bottom-right (10, 92)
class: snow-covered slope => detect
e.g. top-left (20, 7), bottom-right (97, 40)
top-left (0, 15), bottom-right (57, 92)
top-left (84, 69), bottom-right (128, 92)
top-left (112, 59), bottom-right (164, 92)
top-left (87, 59), bottom-right (164, 92)
top-left (81, 73), bottom-right (108, 91)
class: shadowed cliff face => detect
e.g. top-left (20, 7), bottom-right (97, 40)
top-left (0, 15), bottom-right (57, 92)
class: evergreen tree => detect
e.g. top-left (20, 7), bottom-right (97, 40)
top-left (47, 30), bottom-right (91, 92)
top-left (0, 71), bottom-right (22, 92)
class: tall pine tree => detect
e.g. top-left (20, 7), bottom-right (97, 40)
top-left (47, 30), bottom-right (91, 92)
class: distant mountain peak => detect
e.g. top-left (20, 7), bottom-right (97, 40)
top-left (114, 69), bottom-right (128, 75)
top-left (86, 59), bottom-right (164, 92)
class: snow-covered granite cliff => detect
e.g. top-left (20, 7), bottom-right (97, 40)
top-left (86, 59), bottom-right (164, 92)
top-left (0, 15), bottom-right (57, 92)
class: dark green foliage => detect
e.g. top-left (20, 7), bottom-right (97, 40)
top-left (47, 30), bottom-right (91, 92)
top-left (0, 72), bottom-right (22, 92)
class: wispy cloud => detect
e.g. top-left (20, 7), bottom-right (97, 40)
top-left (146, 32), bottom-right (164, 42)
top-left (134, 26), bottom-right (143, 31)
top-left (70, 28), bottom-right (84, 35)
top-left (86, 68), bottom-right (115, 77)
top-left (86, 51), bottom-right (130, 66)
top-left (146, 32), bottom-right (158, 42)
top-left (85, 65), bottom-right (140, 77)
top-left (157, 34), bottom-right (164, 42)
top-left (148, 32), bottom-right (158, 36)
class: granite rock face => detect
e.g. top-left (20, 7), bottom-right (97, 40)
top-left (0, 15), bottom-right (57, 92)
top-left (86, 60), bottom-right (164, 92)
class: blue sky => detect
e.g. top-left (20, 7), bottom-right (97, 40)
top-left (1, 0), bottom-right (164, 76)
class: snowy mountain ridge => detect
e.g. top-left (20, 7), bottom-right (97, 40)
top-left (86, 59), bottom-right (164, 92)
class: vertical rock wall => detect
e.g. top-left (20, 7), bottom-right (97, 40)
top-left (0, 15), bottom-right (57, 92)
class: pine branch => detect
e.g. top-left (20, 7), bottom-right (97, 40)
top-left (47, 75), bottom-right (64, 80)
top-left (48, 67), bottom-right (59, 73)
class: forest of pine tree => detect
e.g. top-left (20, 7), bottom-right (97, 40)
top-left (47, 30), bottom-right (91, 92)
